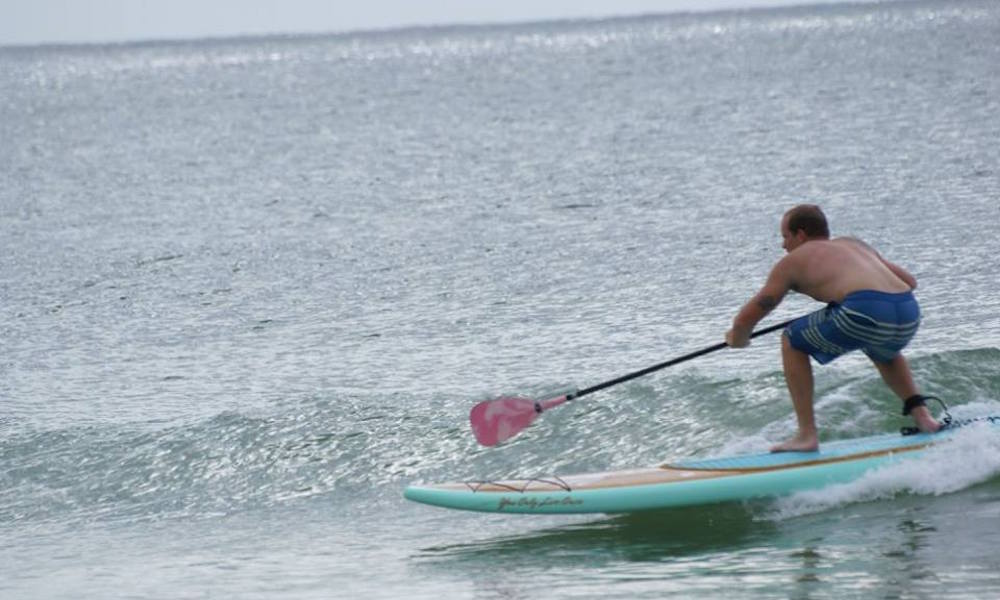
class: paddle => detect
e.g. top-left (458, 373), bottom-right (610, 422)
top-left (470, 318), bottom-right (796, 446)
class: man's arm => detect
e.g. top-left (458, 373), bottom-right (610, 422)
top-left (727, 258), bottom-right (794, 347)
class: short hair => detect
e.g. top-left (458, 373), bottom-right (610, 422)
top-left (785, 204), bottom-right (829, 238)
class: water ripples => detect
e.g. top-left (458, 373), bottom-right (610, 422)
top-left (2, 3), bottom-right (1000, 597)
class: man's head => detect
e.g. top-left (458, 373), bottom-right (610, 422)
top-left (781, 204), bottom-right (829, 252)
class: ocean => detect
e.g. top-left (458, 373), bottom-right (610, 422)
top-left (2, 0), bottom-right (999, 597)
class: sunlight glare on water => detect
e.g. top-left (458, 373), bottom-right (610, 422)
top-left (2, 1), bottom-right (999, 598)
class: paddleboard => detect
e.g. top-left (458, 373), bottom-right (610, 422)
top-left (404, 415), bottom-right (1000, 514)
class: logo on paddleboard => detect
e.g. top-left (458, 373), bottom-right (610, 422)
top-left (497, 496), bottom-right (583, 511)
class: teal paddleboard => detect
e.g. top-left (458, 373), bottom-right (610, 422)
top-left (404, 416), bottom-right (999, 514)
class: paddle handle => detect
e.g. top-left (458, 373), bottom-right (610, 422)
top-left (568, 318), bottom-right (796, 401)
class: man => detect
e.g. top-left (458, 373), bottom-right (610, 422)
top-left (726, 204), bottom-right (941, 452)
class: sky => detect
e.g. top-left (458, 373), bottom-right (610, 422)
top-left (0, 0), bottom-right (840, 47)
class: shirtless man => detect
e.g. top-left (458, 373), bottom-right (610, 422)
top-left (725, 204), bottom-right (941, 452)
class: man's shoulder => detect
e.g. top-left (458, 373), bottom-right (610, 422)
top-left (789, 238), bottom-right (838, 257)
top-left (784, 238), bottom-right (851, 266)
top-left (832, 236), bottom-right (874, 250)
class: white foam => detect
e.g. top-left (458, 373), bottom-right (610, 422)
top-left (768, 419), bottom-right (1000, 520)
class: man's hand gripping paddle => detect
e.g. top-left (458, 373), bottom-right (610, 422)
top-left (470, 318), bottom-right (795, 446)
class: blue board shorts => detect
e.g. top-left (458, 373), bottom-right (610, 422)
top-left (784, 290), bottom-right (920, 364)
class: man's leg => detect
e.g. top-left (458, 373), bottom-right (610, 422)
top-left (871, 354), bottom-right (941, 433)
top-left (772, 335), bottom-right (820, 452)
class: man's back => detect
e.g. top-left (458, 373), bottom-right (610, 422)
top-left (788, 237), bottom-right (914, 304)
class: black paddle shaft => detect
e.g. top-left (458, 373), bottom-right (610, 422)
top-left (567, 318), bottom-right (797, 401)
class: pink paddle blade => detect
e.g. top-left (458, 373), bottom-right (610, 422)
top-left (469, 395), bottom-right (569, 446)
top-left (469, 397), bottom-right (540, 446)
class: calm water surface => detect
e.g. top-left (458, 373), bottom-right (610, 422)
top-left (2, 1), bottom-right (999, 598)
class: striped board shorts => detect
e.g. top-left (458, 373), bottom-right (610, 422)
top-left (784, 289), bottom-right (921, 364)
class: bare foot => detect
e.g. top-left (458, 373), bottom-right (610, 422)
top-left (910, 406), bottom-right (941, 433)
top-left (770, 432), bottom-right (819, 453)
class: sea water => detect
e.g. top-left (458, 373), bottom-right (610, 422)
top-left (2, 1), bottom-right (999, 598)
